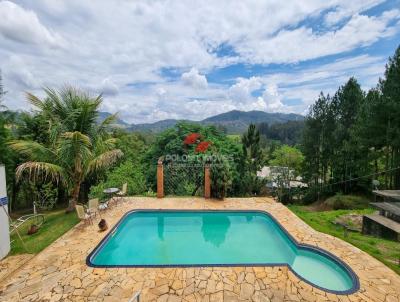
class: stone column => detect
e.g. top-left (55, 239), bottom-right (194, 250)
top-left (204, 165), bottom-right (211, 199)
top-left (157, 160), bottom-right (164, 198)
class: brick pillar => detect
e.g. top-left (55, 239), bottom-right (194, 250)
top-left (204, 165), bottom-right (211, 199)
top-left (157, 160), bottom-right (164, 198)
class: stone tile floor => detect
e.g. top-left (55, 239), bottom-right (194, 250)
top-left (0, 254), bottom-right (33, 282)
top-left (0, 197), bottom-right (399, 302)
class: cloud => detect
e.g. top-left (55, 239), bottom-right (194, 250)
top-left (5, 55), bottom-right (39, 89)
top-left (236, 9), bottom-right (400, 64)
top-left (181, 68), bottom-right (208, 89)
top-left (99, 78), bottom-right (118, 96)
top-left (0, 0), bottom-right (398, 122)
top-left (262, 84), bottom-right (286, 112)
top-left (324, 0), bottom-right (384, 26)
top-left (0, 1), bottom-right (65, 48)
top-left (228, 77), bottom-right (262, 102)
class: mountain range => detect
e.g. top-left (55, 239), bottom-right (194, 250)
top-left (99, 110), bottom-right (304, 134)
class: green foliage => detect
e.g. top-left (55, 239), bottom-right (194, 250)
top-left (324, 194), bottom-right (370, 210)
top-left (270, 145), bottom-right (304, 173)
top-left (144, 122), bottom-right (242, 194)
top-left (258, 120), bottom-right (304, 146)
top-left (9, 87), bottom-right (123, 210)
top-left (210, 155), bottom-right (232, 199)
top-left (90, 161), bottom-right (146, 199)
top-left (235, 124), bottom-right (264, 196)
top-left (301, 46), bottom-right (400, 200)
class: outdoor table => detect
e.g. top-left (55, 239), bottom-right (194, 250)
top-left (103, 187), bottom-right (120, 207)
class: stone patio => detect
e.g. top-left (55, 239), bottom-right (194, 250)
top-left (0, 197), bottom-right (400, 302)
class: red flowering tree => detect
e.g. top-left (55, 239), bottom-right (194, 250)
top-left (184, 133), bottom-right (201, 145)
top-left (184, 133), bottom-right (212, 153)
top-left (195, 141), bottom-right (211, 153)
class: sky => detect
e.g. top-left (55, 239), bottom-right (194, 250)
top-left (0, 0), bottom-right (399, 124)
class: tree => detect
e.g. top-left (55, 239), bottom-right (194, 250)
top-left (210, 155), bottom-right (232, 199)
top-left (270, 145), bottom-right (304, 174)
top-left (9, 87), bottom-right (123, 211)
top-left (238, 124), bottom-right (264, 195)
top-left (331, 77), bottom-right (365, 192)
top-left (301, 93), bottom-right (334, 187)
top-left (378, 46), bottom-right (400, 188)
top-left (258, 120), bottom-right (304, 146)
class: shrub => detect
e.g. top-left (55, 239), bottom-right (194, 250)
top-left (210, 155), bottom-right (232, 200)
top-left (324, 193), bottom-right (369, 210)
top-left (90, 161), bottom-right (146, 199)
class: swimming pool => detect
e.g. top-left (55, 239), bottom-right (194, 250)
top-left (87, 210), bottom-right (359, 294)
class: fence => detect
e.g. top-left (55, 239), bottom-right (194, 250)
top-left (157, 160), bottom-right (210, 198)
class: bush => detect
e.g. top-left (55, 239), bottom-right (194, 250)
top-left (90, 161), bottom-right (146, 199)
top-left (210, 155), bottom-right (232, 200)
top-left (324, 194), bottom-right (369, 210)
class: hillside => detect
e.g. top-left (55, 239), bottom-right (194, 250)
top-left (116, 110), bottom-right (304, 134)
top-left (202, 110), bottom-right (304, 133)
top-left (98, 111), bottom-right (129, 128)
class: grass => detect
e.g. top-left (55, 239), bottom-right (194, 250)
top-left (289, 205), bottom-right (400, 275)
top-left (10, 209), bottom-right (79, 255)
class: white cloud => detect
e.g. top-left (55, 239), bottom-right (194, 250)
top-left (228, 77), bottom-right (262, 102)
top-left (99, 78), bottom-right (118, 96)
top-left (181, 68), bottom-right (208, 89)
top-left (0, 1), bottom-right (65, 48)
top-left (237, 9), bottom-right (400, 64)
top-left (0, 0), bottom-right (398, 122)
top-left (324, 0), bottom-right (384, 26)
top-left (262, 84), bottom-right (286, 112)
top-left (5, 55), bottom-right (39, 89)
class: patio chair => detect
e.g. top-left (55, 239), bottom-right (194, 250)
top-left (76, 204), bottom-right (94, 225)
top-left (116, 183), bottom-right (128, 202)
top-left (87, 198), bottom-right (100, 218)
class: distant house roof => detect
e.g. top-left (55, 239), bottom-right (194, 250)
top-left (372, 190), bottom-right (400, 201)
top-left (257, 166), bottom-right (294, 179)
top-left (289, 180), bottom-right (308, 188)
top-left (257, 166), bottom-right (271, 178)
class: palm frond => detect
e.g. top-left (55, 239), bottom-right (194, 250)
top-left (26, 92), bottom-right (45, 110)
top-left (87, 149), bottom-right (123, 175)
top-left (8, 140), bottom-right (56, 162)
top-left (92, 137), bottom-right (118, 155)
top-left (16, 162), bottom-right (66, 185)
top-left (57, 131), bottom-right (93, 172)
top-left (61, 131), bottom-right (92, 146)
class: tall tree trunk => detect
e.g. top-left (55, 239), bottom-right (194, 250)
top-left (66, 181), bottom-right (81, 213)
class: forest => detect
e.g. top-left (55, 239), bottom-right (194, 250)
top-left (0, 45), bottom-right (399, 212)
top-left (302, 46), bottom-right (400, 201)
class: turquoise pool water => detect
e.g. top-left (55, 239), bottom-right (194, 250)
top-left (88, 211), bottom-right (358, 293)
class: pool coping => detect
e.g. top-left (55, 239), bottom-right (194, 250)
top-left (86, 209), bottom-right (360, 295)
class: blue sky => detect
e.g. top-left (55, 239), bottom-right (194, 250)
top-left (0, 0), bottom-right (399, 123)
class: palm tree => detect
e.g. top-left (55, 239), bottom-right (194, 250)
top-left (9, 87), bottom-right (123, 211)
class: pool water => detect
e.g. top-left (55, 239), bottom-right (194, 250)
top-left (87, 211), bottom-right (358, 293)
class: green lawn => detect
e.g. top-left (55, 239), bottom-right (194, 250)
top-left (10, 209), bottom-right (79, 255)
top-left (289, 205), bottom-right (400, 275)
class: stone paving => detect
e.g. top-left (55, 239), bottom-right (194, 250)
top-left (0, 254), bottom-right (33, 282)
top-left (0, 197), bottom-right (400, 302)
